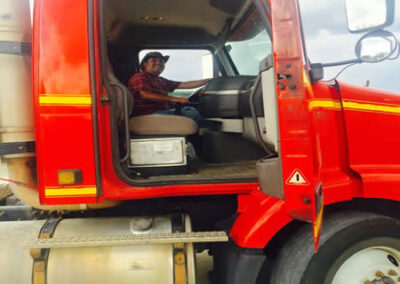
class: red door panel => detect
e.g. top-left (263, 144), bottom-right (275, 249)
top-left (33, 0), bottom-right (98, 204)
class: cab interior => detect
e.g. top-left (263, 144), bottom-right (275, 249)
top-left (100, 0), bottom-right (278, 184)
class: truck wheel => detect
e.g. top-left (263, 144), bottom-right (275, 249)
top-left (266, 211), bottom-right (400, 284)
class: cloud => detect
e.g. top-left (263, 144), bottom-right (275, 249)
top-left (299, 0), bottom-right (400, 92)
top-left (299, 0), bottom-right (347, 37)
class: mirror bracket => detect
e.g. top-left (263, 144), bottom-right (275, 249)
top-left (310, 63), bottom-right (324, 83)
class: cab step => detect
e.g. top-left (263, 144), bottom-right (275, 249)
top-left (28, 230), bottom-right (229, 248)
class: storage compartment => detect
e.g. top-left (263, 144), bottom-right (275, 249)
top-left (129, 137), bottom-right (188, 175)
top-left (202, 129), bottom-right (266, 163)
top-left (198, 76), bottom-right (255, 118)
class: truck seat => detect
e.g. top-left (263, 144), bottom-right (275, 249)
top-left (129, 114), bottom-right (197, 135)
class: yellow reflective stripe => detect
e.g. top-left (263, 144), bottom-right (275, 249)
top-left (39, 95), bottom-right (92, 105)
top-left (308, 99), bottom-right (342, 110)
top-left (313, 205), bottom-right (324, 239)
top-left (343, 100), bottom-right (400, 114)
top-left (45, 187), bottom-right (97, 197)
top-left (309, 99), bottom-right (400, 115)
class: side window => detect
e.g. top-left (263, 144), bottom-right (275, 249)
top-left (225, 9), bottom-right (272, 76)
top-left (139, 49), bottom-right (214, 82)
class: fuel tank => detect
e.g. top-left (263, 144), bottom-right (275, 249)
top-left (0, 0), bottom-right (33, 144)
top-left (0, 215), bottom-right (196, 284)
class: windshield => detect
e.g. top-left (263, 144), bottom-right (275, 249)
top-left (138, 49), bottom-right (213, 82)
top-left (299, 0), bottom-right (400, 92)
top-left (225, 9), bottom-right (272, 76)
top-left (138, 49), bottom-right (214, 98)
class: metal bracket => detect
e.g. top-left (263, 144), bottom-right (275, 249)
top-left (172, 214), bottom-right (188, 284)
top-left (0, 141), bottom-right (35, 155)
top-left (30, 218), bottom-right (62, 284)
top-left (310, 63), bottom-right (324, 83)
top-left (0, 41), bottom-right (31, 55)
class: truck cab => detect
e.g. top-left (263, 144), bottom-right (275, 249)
top-left (1, 0), bottom-right (400, 283)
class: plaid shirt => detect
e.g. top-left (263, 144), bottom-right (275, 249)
top-left (128, 71), bottom-right (181, 116)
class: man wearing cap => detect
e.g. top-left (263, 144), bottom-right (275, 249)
top-left (128, 52), bottom-right (210, 124)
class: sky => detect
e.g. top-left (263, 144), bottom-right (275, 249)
top-left (299, 0), bottom-right (400, 93)
top-left (28, 0), bottom-right (400, 93)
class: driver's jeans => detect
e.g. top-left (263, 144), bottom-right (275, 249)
top-left (155, 106), bottom-right (207, 127)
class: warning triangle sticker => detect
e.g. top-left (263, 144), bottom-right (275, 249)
top-left (286, 169), bottom-right (310, 185)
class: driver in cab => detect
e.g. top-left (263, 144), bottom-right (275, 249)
top-left (128, 52), bottom-right (210, 125)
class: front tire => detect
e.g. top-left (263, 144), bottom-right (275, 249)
top-left (266, 211), bottom-right (400, 284)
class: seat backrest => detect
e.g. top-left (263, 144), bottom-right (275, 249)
top-left (106, 58), bottom-right (134, 121)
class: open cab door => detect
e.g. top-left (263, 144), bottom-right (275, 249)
top-left (32, 0), bottom-right (101, 205)
top-left (255, 0), bottom-right (323, 248)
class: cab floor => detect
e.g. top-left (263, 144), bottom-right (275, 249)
top-left (147, 159), bottom-right (257, 181)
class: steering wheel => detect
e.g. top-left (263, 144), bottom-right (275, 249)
top-left (170, 80), bottom-right (212, 114)
top-left (187, 86), bottom-right (205, 103)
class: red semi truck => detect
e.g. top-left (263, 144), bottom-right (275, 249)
top-left (1, 0), bottom-right (400, 283)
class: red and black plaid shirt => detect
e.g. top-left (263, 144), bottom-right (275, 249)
top-left (128, 71), bottom-right (181, 116)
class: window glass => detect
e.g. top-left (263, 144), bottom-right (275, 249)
top-left (225, 10), bottom-right (272, 76)
top-left (139, 49), bottom-right (213, 82)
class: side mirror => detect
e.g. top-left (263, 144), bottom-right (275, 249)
top-left (345, 0), bottom-right (395, 33)
top-left (355, 30), bottom-right (399, 63)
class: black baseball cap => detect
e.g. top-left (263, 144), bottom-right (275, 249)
top-left (140, 52), bottom-right (170, 70)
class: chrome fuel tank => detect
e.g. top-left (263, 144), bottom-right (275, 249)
top-left (0, 215), bottom-right (196, 284)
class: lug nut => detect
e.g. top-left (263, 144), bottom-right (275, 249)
top-left (376, 271), bottom-right (385, 278)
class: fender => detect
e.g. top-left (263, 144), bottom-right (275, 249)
top-left (230, 190), bottom-right (292, 248)
top-left (229, 188), bottom-right (357, 249)
top-left (230, 188), bottom-right (400, 249)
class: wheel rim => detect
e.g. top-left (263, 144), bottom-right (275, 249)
top-left (332, 246), bottom-right (400, 284)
